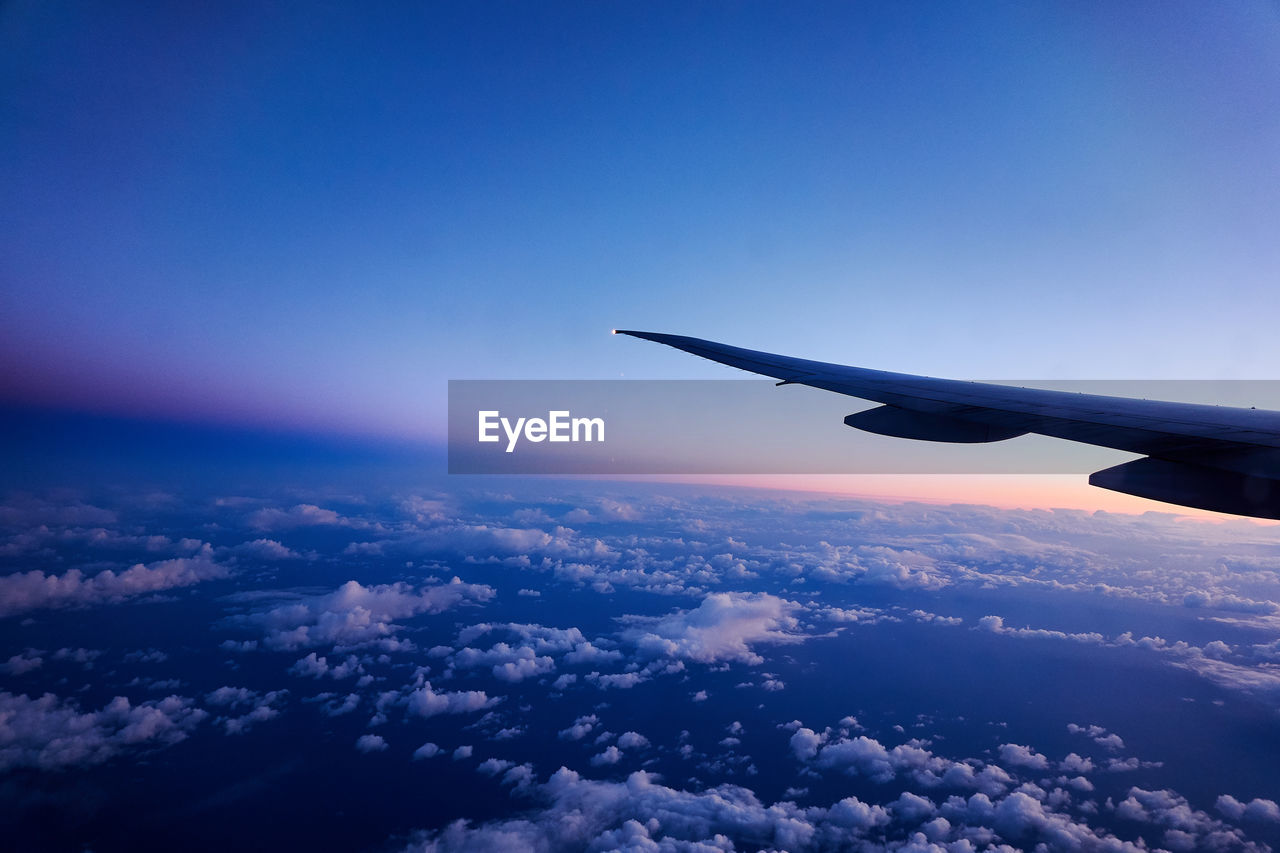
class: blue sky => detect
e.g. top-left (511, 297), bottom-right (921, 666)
top-left (3, 1), bottom-right (1278, 440)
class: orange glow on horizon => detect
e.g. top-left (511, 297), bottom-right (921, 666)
top-left (608, 474), bottom-right (1277, 525)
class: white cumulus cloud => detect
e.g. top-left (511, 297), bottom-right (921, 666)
top-left (0, 546), bottom-right (227, 618)
top-left (252, 578), bottom-right (494, 651)
top-left (620, 592), bottom-right (805, 665)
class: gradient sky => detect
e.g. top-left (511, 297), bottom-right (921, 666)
top-left (3, 1), bottom-right (1279, 442)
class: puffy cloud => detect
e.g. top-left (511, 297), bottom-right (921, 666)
top-left (246, 504), bottom-right (354, 531)
top-left (289, 652), bottom-right (364, 680)
top-left (52, 647), bottom-right (101, 666)
top-left (616, 731), bottom-right (649, 749)
top-left (817, 605), bottom-right (889, 624)
top-left (204, 686), bottom-right (287, 735)
top-left (794, 730), bottom-right (1014, 798)
top-left (400, 763), bottom-right (1170, 853)
top-left (290, 652), bottom-right (329, 678)
top-left (586, 671), bottom-right (646, 690)
top-left (356, 734), bottom-right (388, 753)
top-left (413, 742), bottom-right (442, 760)
top-left (590, 745), bottom-right (622, 766)
top-left (399, 523), bottom-right (617, 565)
top-left (827, 796), bottom-right (891, 832)
top-left (892, 792), bottom-right (936, 823)
top-left (562, 642), bottom-right (623, 666)
top-left (1116, 787), bottom-right (1258, 850)
top-left (205, 686), bottom-right (258, 706)
top-left (0, 691), bottom-right (206, 771)
top-left (452, 643), bottom-right (555, 683)
top-left (400, 496), bottom-right (450, 523)
top-left (858, 547), bottom-right (947, 590)
top-left (0, 546), bottom-right (227, 618)
top-left (311, 693), bottom-right (360, 717)
top-left (593, 498), bottom-right (642, 522)
top-left (403, 768), bottom-right (826, 851)
top-left (809, 735), bottom-right (900, 784)
top-left (558, 715), bottom-right (598, 741)
top-left (790, 727), bottom-right (826, 761)
top-left (3, 649), bottom-right (44, 675)
top-left (978, 615), bottom-right (1105, 646)
top-left (406, 683), bottom-right (499, 718)
top-left (1094, 733), bottom-right (1125, 751)
top-left (1067, 723), bottom-right (1125, 751)
top-left (231, 539), bottom-right (301, 560)
top-left (1183, 592), bottom-right (1278, 615)
top-left (997, 743), bottom-right (1050, 770)
top-left (456, 622), bottom-right (589, 655)
top-left (252, 578), bottom-right (494, 651)
top-left (1140, 642), bottom-right (1280, 703)
top-left (1217, 794), bottom-right (1280, 823)
top-left (620, 592), bottom-right (804, 665)
top-left (1060, 752), bottom-right (1094, 773)
top-left (502, 763), bottom-right (536, 790)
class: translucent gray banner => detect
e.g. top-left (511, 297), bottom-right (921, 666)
top-left (447, 380), bottom-right (1280, 475)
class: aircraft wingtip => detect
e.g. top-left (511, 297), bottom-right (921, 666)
top-left (614, 330), bottom-right (678, 345)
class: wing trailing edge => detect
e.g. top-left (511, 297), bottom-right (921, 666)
top-left (1090, 458), bottom-right (1280, 519)
top-left (616, 329), bottom-right (1280, 520)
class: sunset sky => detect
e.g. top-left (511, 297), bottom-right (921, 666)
top-left (3, 1), bottom-right (1279, 510)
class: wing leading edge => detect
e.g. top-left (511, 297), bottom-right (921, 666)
top-left (615, 330), bottom-right (1280, 520)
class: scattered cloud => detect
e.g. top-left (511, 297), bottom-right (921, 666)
top-left (231, 539), bottom-right (302, 560)
top-left (249, 578), bottom-right (494, 651)
top-left (406, 683), bottom-right (499, 718)
top-left (246, 504), bottom-right (355, 531)
top-left (620, 592), bottom-right (805, 665)
top-left (400, 764), bottom-right (1187, 852)
top-left (356, 734), bottom-right (388, 753)
top-left (204, 686), bottom-right (287, 734)
top-left (616, 731), bottom-right (649, 749)
top-left (0, 691), bottom-right (207, 771)
top-left (413, 742), bottom-right (442, 760)
top-left (998, 743), bottom-right (1051, 770)
top-left (0, 546), bottom-right (227, 618)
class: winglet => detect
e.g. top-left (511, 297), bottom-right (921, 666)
top-left (612, 329), bottom-right (807, 380)
top-left (613, 329), bottom-right (701, 347)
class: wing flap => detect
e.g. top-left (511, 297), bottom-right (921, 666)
top-left (1090, 458), bottom-right (1280, 520)
top-left (845, 405), bottom-right (1028, 443)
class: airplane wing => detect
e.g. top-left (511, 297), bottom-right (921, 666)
top-left (614, 330), bottom-right (1280, 520)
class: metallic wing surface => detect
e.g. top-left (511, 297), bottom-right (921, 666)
top-left (615, 330), bottom-right (1280, 520)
